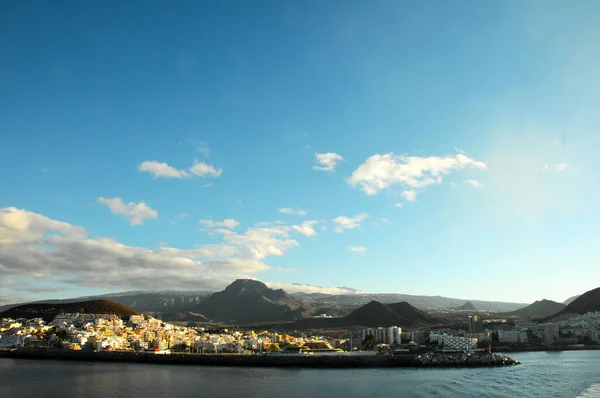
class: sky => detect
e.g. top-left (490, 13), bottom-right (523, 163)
top-left (1, 1), bottom-right (600, 305)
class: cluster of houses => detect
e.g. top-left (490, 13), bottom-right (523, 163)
top-left (0, 313), bottom-right (341, 354)
top-left (2, 311), bottom-right (598, 354)
top-left (351, 312), bottom-right (600, 351)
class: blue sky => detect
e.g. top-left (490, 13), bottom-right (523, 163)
top-left (1, 1), bottom-right (599, 305)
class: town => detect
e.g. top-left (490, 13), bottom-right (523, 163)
top-left (2, 310), bottom-right (599, 355)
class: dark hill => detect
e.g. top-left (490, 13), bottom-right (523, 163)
top-left (108, 292), bottom-right (211, 313)
top-left (563, 295), bottom-right (581, 306)
top-left (343, 301), bottom-right (406, 326)
top-left (0, 299), bottom-right (139, 322)
top-left (554, 287), bottom-right (600, 316)
top-left (502, 299), bottom-right (565, 318)
top-left (386, 302), bottom-right (445, 327)
top-left (196, 279), bottom-right (311, 323)
top-left (289, 300), bottom-right (446, 330)
top-left (454, 301), bottom-right (477, 311)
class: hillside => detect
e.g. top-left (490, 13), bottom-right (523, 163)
top-left (0, 299), bottom-right (139, 322)
top-left (290, 292), bottom-right (526, 313)
top-left (554, 287), bottom-right (600, 316)
top-left (386, 302), bottom-right (446, 327)
top-left (195, 279), bottom-right (311, 323)
top-left (502, 299), bottom-right (565, 318)
top-left (107, 292), bottom-right (211, 313)
top-left (289, 300), bottom-right (446, 330)
top-left (454, 301), bottom-right (477, 311)
top-left (563, 295), bottom-right (581, 306)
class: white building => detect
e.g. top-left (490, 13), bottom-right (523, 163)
top-left (498, 330), bottom-right (528, 344)
top-left (544, 324), bottom-right (559, 345)
top-left (429, 332), bottom-right (444, 345)
top-left (442, 336), bottom-right (478, 351)
top-left (388, 326), bottom-right (402, 345)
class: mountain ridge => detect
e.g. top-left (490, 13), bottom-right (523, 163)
top-left (502, 299), bottom-right (566, 318)
top-left (0, 299), bottom-right (139, 322)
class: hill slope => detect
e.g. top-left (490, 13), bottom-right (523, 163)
top-left (0, 299), bottom-right (139, 322)
top-left (563, 295), bottom-right (581, 306)
top-left (502, 299), bottom-right (566, 318)
top-left (454, 301), bottom-right (477, 311)
top-left (196, 279), bottom-right (311, 323)
top-left (107, 292), bottom-right (211, 313)
top-left (554, 287), bottom-right (600, 316)
top-left (290, 300), bottom-right (446, 329)
top-left (291, 292), bottom-right (526, 313)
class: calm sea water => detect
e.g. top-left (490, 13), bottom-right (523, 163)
top-left (1, 351), bottom-right (599, 397)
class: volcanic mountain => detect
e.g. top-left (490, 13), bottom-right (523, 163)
top-left (502, 299), bottom-right (566, 318)
top-left (454, 301), bottom-right (477, 311)
top-left (344, 300), bottom-right (446, 328)
top-left (0, 299), bottom-right (139, 322)
top-left (195, 279), bottom-right (311, 323)
top-left (553, 287), bottom-right (600, 316)
top-left (290, 300), bottom-right (446, 329)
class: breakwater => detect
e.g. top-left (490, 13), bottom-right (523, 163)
top-left (0, 349), bottom-right (519, 368)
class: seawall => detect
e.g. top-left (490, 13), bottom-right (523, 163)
top-left (0, 349), bottom-right (519, 368)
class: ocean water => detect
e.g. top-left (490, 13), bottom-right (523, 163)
top-left (1, 351), bottom-right (599, 397)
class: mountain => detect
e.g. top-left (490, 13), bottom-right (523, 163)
top-left (343, 301), bottom-right (407, 327)
top-left (0, 299), bottom-right (139, 322)
top-left (290, 300), bottom-right (446, 330)
top-left (563, 295), bottom-right (581, 306)
top-left (194, 279), bottom-right (311, 323)
top-left (454, 301), bottom-right (477, 311)
top-left (553, 287), bottom-right (600, 317)
top-left (0, 291), bottom-right (213, 314)
top-left (290, 292), bottom-right (526, 313)
top-left (502, 299), bottom-right (566, 318)
top-left (106, 292), bottom-right (212, 313)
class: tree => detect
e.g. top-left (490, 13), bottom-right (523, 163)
top-left (362, 334), bottom-right (376, 350)
top-left (268, 344), bottom-right (280, 352)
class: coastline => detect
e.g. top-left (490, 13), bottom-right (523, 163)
top-left (493, 345), bottom-right (600, 354)
top-left (0, 349), bottom-right (518, 368)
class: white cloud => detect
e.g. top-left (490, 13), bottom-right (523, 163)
top-left (279, 207), bottom-right (307, 215)
top-left (332, 213), bottom-right (369, 233)
top-left (449, 182), bottom-right (458, 189)
top-left (138, 160), bottom-right (222, 179)
top-left (273, 267), bottom-right (300, 273)
top-left (312, 152), bottom-right (343, 172)
top-left (401, 190), bottom-right (418, 201)
top-left (292, 220), bottom-right (318, 237)
top-left (199, 219), bottom-right (240, 229)
top-left (189, 161), bottom-right (222, 177)
top-left (464, 179), bottom-right (483, 188)
top-left (266, 282), bottom-right (366, 295)
top-left (394, 203), bottom-right (403, 208)
top-left (0, 207), bottom-right (86, 247)
top-left (204, 183), bottom-right (213, 188)
top-left (348, 246), bottom-right (367, 253)
top-left (0, 207), bottom-right (350, 301)
top-left (0, 207), bottom-right (283, 294)
top-left (186, 139), bottom-right (211, 157)
top-left (138, 161), bottom-right (190, 179)
top-left (97, 197), bottom-right (158, 226)
top-left (347, 152), bottom-right (487, 196)
top-left (380, 217), bottom-right (390, 223)
top-left (542, 163), bottom-right (569, 171)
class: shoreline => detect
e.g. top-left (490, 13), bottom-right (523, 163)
top-left (493, 346), bottom-right (600, 354)
top-left (0, 349), bottom-right (518, 368)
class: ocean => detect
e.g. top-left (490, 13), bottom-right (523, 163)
top-left (1, 350), bottom-right (599, 397)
